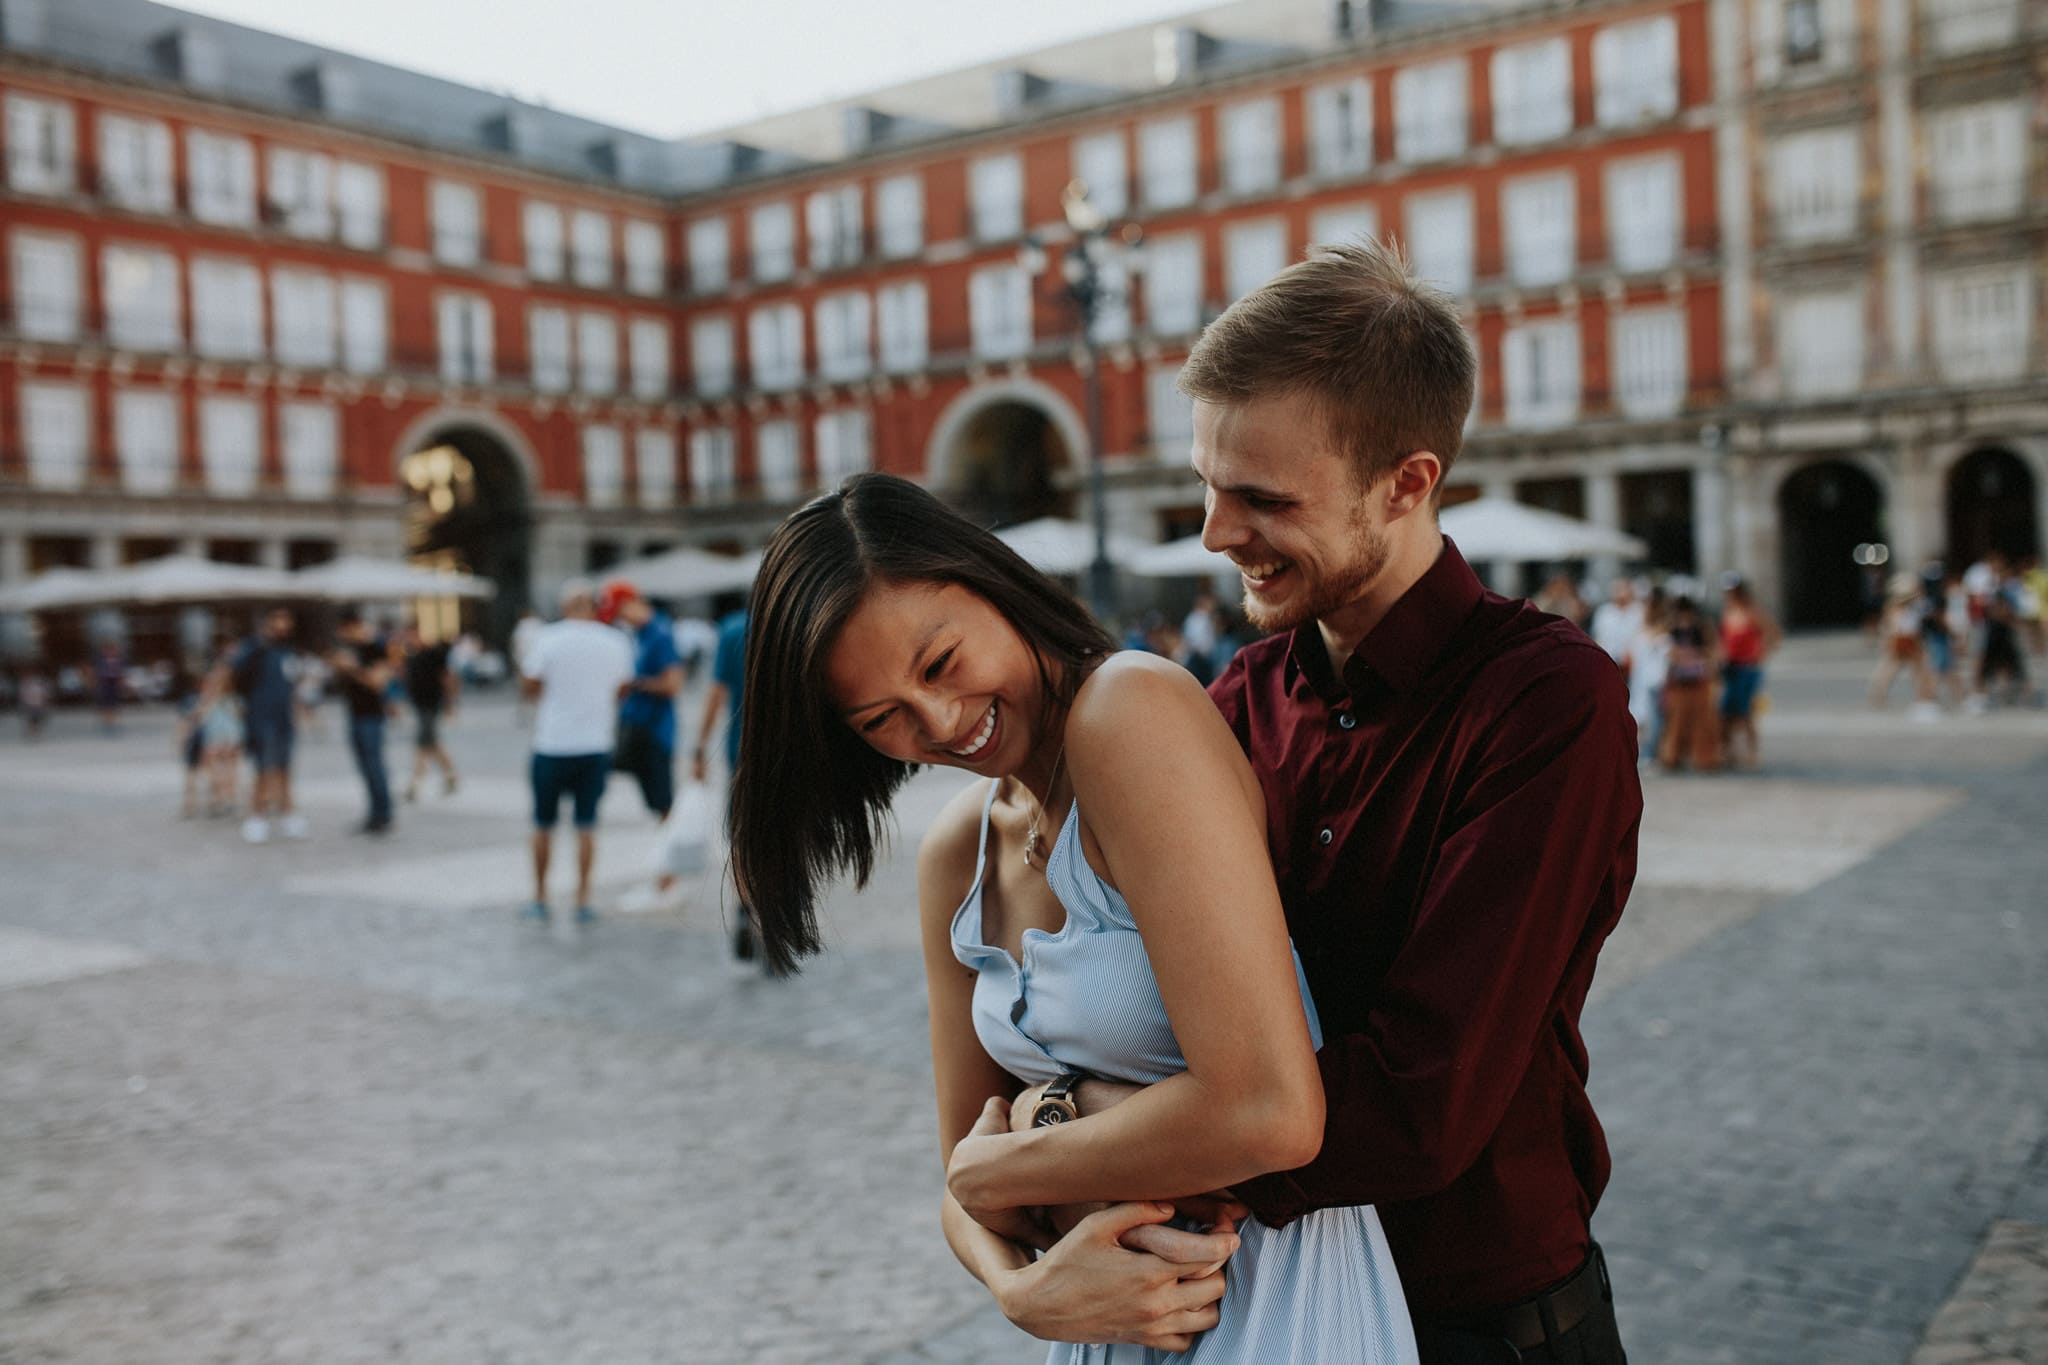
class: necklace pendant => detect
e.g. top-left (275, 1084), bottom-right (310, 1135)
top-left (1023, 827), bottom-right (1042, 869)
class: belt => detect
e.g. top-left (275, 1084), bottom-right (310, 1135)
top-left (1426, 1244), bottom-right (1613, 1355)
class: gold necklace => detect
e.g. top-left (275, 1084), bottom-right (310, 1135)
top-left (1021, 747), bottom-right (1067, 870)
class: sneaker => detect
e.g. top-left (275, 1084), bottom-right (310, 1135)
top-left (522, 901), bottom-right (550, 923)
top-left (1908, 701), bottom-right (1942, 723)
top-left (443, 775), bottom-right (459, 797)
top-left (573, 905), bottom-right (598, 926)
top-left (404, 783), bottom-right (420, 803)
top-left (280, 814), bottom-right (309, 840)
top-left (358, 820), bottom-right (393, 836)
top-left (241, 817), bottom-right (272, 845)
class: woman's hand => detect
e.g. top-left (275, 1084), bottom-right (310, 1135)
top-left (948, 1097), bottom-right (1054, 1251)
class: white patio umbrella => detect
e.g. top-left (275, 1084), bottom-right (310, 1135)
top-left (1128, 534), bottom-right (1235, 579)
top-left (993, 517), bottom-right (1147, 576)
top-left (0, 556), bottom-right (293, 611)
top-left (289, 556), bottom-right (495, 601)
top-left (1439, 498), bottom-right (1647, 562)
top-left (606, 545), bottom-right (762, 599)
top-left (0, 567), bottom-right (106, 613)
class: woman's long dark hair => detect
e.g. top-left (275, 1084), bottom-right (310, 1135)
top-left (731, 473), bottom-right (1115, 976)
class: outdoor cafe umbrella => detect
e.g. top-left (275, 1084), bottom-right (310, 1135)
top-left (1128, 533), bottom-right (1235, 579)
top-left (0, 556), bottom-right (293, 612)
top-left (993, 517), bottom-right (1147, 576)
top-left (288, 555), bottom-right (495, 602)
top-left (1438, 498), bottom-right (1647, 563)
top-left (606, 545), bottom-right (762, 600)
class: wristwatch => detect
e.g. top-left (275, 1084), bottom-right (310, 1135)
top-left (1030, 1071), bottom-right (1088, 1128)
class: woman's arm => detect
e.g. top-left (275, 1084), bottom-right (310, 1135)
top-left (947, 655), bottom-right (1323, 1220)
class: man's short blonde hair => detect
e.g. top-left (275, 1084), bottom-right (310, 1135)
top-left (1179, 237), bottom-right (1475, 492)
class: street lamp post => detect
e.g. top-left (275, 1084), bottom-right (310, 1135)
top-left (1022, 180), bottom-right (1140, 624)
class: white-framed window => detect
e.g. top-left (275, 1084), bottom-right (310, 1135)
top-left (1610, 307), bottom-right (1689, 417)
top-left (634, 427), bottom-right (677, 506)
top-left (1311, 202), bottom-right (1379, 249)
top-left (688, 426), bottom-right (738, 502)
top-left (103, 244), bottom-right (182, 352)
top-left (575, 311), bottom-right (618, 395)
top-left (1926, 101), bottom-right (2028, 225)
top-left (1593, 17), bottom-right (1680, 128)
top-left (113, 388), bottom-right (180, 494)
top-left (1754, 0), bottom-right (1856, 84)
top-left (1606, 154), bottom-right (1682, 272)
top-left (1395, 58), bottom-right (1468, 164)
top-left (1501, 317), bottom-right (1582, 428)
top-left (747, 302), bottom-right (805, 391)
top-left (629, 317), bottom-right (670, 400)
top-left (529, 306), bottom-right (572, 393)
top-left (581, 424), bottom-right (625, 508)
top-left (969, 264), bottom-right (1032, 359)
top-left (1221, 97), bottom-right (1282, 198)
top-left (878, 280), bottom-right (929, 373)
top-left (5, 94), bottom-right (75, 194)
top-left (1147, 364), bottom-right (1195, 461)
top-left (1924, 0), bottom-right (2020, 54)
top-left (9, 231), bottom-right (82, 341)
top-left (523, 200), bottom-right (565, 281)
top-left (430, 180), bottom-right (482, 266)
top-left (266, 147), bottom-right (333, 238)
top-left (198, 394), bottom-right (263, 496)
top-left (1491, 38), bottom-right (1573, 146)
top-left (970, 153), bottom-right (1025, 242)
top-left (750, 202), bottom-right (796, 282)
top-left (1073, 131), bottom-right (1130, 219)
top-left (278, 400), bottom-right (338, 499)
top-left (98, 114), bottom-right (173, 212)
top-left (186, 130), bottom-right (256, 227)
top-left (20, 381), bottom-right (90, 490)
top-left (757, 419), bottom-right (802, 499)
top-left (1928, 264), bottom-right (2032, 383)
top-left (1224, 218), bottom-right (1289, 301)
top-left (339, 277), bottom-right (387, 375)
top-left (335, 161), bottom-right (384, 249)
top-left (815, 291), bottom-right (873, 382)
top-left (806, 184), bottom-right (865, 271)
top-left (570, 209), bottom-right (612, 288)
top-left (815, 409), bottom-right (872, 484)
top-left (1502, 172), bottom-right (1577, 287)
top-left (623, 219), bottom-right (665, 296)
top-left (688, 216), bottom-right (731, 292)
top-left (1777, 287), bottom-right (1865, 396)
top-left (435, 292), bottom-right (494, 384)
top-left (270, 267), bottom-right (337, 368)
top-left (1768, 127), bottom-right (1861, 243)
top-left (1140, 116), bottom-right (1198, 210)
top-left (1308, 78), bottom-right (1374, 180)
top-left (690, 315), bottom-right (736, 397)
top-left (1144, 233), bottom-right (1204, 336)
top-left (189, 256), bottom-right (264, 360)
top-left (876, 174), bottom-right (924, 259)
top-left (1404, 189), bottom-right (1475, 294)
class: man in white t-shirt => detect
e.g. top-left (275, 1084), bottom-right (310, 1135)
top-left (1589, 580), bottom-right (1646, 678)
top-left (520, 580), bottom-right (636, 925)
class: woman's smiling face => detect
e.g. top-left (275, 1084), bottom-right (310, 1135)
top-left (825, 580), bottom-right (1048, 773)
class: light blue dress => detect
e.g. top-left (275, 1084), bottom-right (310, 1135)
top-left (951, 783), bottom-right (1419, 1365)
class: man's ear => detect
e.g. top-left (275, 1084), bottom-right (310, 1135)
top-left (1383, 450), bottom-right (1443, 520)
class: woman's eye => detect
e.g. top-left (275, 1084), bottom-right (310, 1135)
top-left (860, 710), bottom-right (893, 734)
top-left (923, 648), bottom-right (954, 683)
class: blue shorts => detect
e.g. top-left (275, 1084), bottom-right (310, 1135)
top-left (531, 752), bottom-right (609, 830)
top-left (1719, 663), bottom-right (1763, 719)
top-left (245, 713), bottom-right (295, 773)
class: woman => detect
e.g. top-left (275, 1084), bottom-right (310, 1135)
top-left (1657, 597), bottom-right (1721, 772)
top-left (1716, 580), bottom-right (1779, 769)
top-left (731, 474), bottom-right (1416, 1364)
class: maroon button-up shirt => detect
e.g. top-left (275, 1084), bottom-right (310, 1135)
top-left (1208, 538), bottom-right (1641, 1317)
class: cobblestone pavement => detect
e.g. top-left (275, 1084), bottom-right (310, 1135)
top-left (1, 634), bottom-right (2045, 1364)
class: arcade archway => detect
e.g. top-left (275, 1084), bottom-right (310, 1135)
top-left (400, 425), bottom-right (532, 646)
top-left (1778, 460), bottom-right (1886, 628)
top-left (1945, 447), bottom-right (2038, 567)
top-left (938, 400), bottom-right (1072, 528)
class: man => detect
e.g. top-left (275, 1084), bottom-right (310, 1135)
top-left (601, 579), bottom-right (688, 914)
top-left (1178, 589), bottom-right (1223, 686)
top-left (522, 579), bottom-right (635, 925)
top-left (330, 611), bottom-right (394, 835)
top-left (234, 608), bottom-right (308, 845)
top-left (1589, 579), bottom-right (1646, 679)
top-left (982, 240), bottom-right (1642, 1363)
top-left (691, 603), bottom-right (757, 962)
top-left (402, 626), bottom-right (461, 802)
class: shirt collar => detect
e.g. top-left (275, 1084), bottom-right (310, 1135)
top-left (1285, 536), bottom-right (1487, 701)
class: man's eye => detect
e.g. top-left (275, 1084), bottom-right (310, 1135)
top-left (923, 648), bottom-right (954, 683)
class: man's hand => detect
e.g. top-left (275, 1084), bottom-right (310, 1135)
top-left (1007, 1081), bottom-right (1249, 1231)
top-left (691, 752), bottom-right (709, 783)
top-left (992, 1202), bottom-right (1238, 1352)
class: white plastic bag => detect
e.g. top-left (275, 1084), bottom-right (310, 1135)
top-left (652, 782), bottom-right (714, 877)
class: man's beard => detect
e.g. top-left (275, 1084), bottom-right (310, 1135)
top-left (1241, 509), bottom-right (1391, 635)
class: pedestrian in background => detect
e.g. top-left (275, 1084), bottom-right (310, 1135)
top-left (1868, 574), bottom-right (1934, 712)
top-left (601, 579), bottom-right (690, 914)
top-left (692, 603), bottom-right (756, 961)
top-left (234, 608), bottom-right (307, 844)
top-left (401, 625), bottom-right (460, 802)
top-left (1589, 579), bottom-right (1646, 681)
top-left (1717, 578), bottom-right (1779, 769)
top-left (521, 580), bottom-right (636, 926)
top-left (1628, 587), bottom-right (1672, 767)
top-left (1658, 596), bottom-right (1721, 771)
top-left (510, 607), bottom-right (544, 728)
top-left (1534, 571), bottom-right (1589, 629)
top-left (331, 611), bottom-right (395, 835)
top-left (93, 638), bottom-right (126, 733)
top-left (18, 669), bottom-right (50, 739)
top-left (1177, 589), bottom-right (1222, 686)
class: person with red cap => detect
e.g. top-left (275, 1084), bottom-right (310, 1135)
top-left (600, 578), bottom-right (688, 910)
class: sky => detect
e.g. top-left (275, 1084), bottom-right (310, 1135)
top-left (172, 0), bottom-right (1208, 138)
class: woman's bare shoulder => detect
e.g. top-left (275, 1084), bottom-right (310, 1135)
top-left (917, 775), bottom-right (994, 897)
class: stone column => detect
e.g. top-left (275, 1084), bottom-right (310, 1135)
top-left (1692, 457), bottom-right (1731, 589)
top-left (1887, 442), bottom-right (1942, 575)
top-left (1585, 469), bottom-right (1624, 590)
top-left (257, 539), bottom-right (289, 570)
top-left (0, 533), bottom-right (29, 660)
top-left (1478, 477), bottom-right (1517, 593)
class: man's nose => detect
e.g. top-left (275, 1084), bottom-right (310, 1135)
top-left (1201, 493), bottom-right (1244, 554)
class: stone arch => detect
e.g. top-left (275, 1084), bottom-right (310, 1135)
top-left (923, 378), bottom-right (1090, 527)
top-left (1776, 457), bottom-right (1889, 628)
top-left (391, 410), bottom-right (538, 646)
top-left (390, 406), bottom-right (540, 496)
top-left (1930, 435), bottom-right (2048, 568)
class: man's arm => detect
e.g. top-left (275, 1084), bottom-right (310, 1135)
top-left (690, 681), bottom-right (726, 783)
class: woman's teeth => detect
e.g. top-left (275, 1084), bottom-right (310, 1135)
top-left (950, 702), bottom-right (997, 757)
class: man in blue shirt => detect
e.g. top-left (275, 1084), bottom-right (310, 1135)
top-left (693, 607), bottom-right (754, 962)
top-left (600, 580), bottom-right (684, 821)
top-left (234, 608), bottom-right (308, 845)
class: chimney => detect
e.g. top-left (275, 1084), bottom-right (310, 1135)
top-left (151, 27), bottom-right (227, 91)
top-left (289, 61), bottom-right (357, 118)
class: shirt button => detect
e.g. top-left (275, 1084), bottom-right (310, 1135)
top-left (1318, 828), bottom-right (1334, 847)
top-left (1337, 713), bottom-right (1357, 730)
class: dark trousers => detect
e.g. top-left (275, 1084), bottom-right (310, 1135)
top-left (348, 715), bottom-right (392, 828)
top-left (1416, 1248), bottom-right (1628, 1365)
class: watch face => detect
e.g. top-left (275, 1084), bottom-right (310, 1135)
top-left (1032, 1104), bottom-right (1074, 1127)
